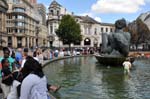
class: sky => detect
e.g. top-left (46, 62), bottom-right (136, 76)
top-left (37, 0), bottom-right (150, 23)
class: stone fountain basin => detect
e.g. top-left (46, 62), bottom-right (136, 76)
top-left (95, 55), bottom-right (134, 66)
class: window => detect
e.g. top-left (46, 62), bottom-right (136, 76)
top-left (86, 27), bottom-right (90, 35)
top-left (19, 29), bottom-right (24, 33)
top-left (51, 10), bottom-right (53, 15)
top-left (7, 28), bottom-right (12, 33)
top-left (50, 25), bottom-right (53, 34)
top-left (13, 0), bottom-right (19, 3)
top-left (110, 28), bottom-right (113, 32)
top-left (15, 15), bottom-right (25, 19)
top-left (15, 29), bottom-right (24, 33)
top-left (13, 0), bottom-right (23, 4)
top-left (101, 27), bottom-right (103, 33)
top-left (17, 37), bottom-right (22, 47)
top-left (7, 15), bottom-right (12, 19)
top-left (14, 8), bottom-right (25, 12)
top-left (88, 28), bottom-right (90, 35)
top-left (106, 28), bottom-right (108, 32)
top-left (15, 22), bottom-right (25, 27)
top-left (74, 41), bottom-right (80, 45)
top-left (57, 10), bottom-right (59, 16)
top-left (8, 37), bottom-right (12, 46)
top-left (84, 38), bottom-right (91, 45)
top-left (94, 28), bottom-right (97, 35)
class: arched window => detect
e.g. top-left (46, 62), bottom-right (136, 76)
top-left (84, 38), bottom-right (91, 45)
top-left (94, 28), bottom-right (97, 35)
top-left (94, 39), bottom-right (98, 47)
top-left (51, 10), bottom-right (54, 15)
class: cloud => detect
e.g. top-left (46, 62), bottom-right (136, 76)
top-left (79, 12), bottom-right (94, 17)
top-left (94, 17), bottom-right (102, 22)
top-left (91, 0), bottom-right (146, 14)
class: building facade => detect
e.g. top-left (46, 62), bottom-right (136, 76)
top-left (5, 0), bottom-right (47, 48)
top-left (47, 0), bottom-right (115, 48)
top-left (27, 0), bottom-right (37, 4)
top-left (0, 0), bottom-right (8, 47)
top-left (33, 3), bottom-right (48, 47)
top-left (34, 3), bottom-right (46, 25)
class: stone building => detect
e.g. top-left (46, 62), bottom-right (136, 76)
top-left (27, 0), bottom-right (37, 4)
top-left (33, 3), bottom-right (48, 47)
top-left (47, 0), bottom-right (115, 48)
top-left (5, 0), bottom-right (47, 48)
top-left (34, 4), bottom-right (46, 25)
top-left (0, 0), bottom-right (8, 47)
top-left (139, 12), bottom-right (150, 32)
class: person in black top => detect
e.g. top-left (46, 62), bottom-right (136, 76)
top-left (1, 58), bottom-right (13, 99)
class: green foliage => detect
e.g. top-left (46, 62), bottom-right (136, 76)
top-left (56, 15), bottom-right (82, 46)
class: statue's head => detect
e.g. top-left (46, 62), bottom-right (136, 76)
top-left (115, 18), bottom-right (126, 29)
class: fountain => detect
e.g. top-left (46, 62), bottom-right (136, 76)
top-left (95, 19), bottom-right (134, 66)
top-left (43, 56), bottom-right (149, 99)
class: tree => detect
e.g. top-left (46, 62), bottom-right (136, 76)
top-left (127, 21), bottom-right (138, 45)
top-left (136, 19), bottom-right (150, 43)
top-left (127, 18), bottom-right (150, 49)
top-left (56, 15), bottom-right (82, 49)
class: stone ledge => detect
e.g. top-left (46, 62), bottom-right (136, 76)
top-left (42, 55), bottom-right (93, 67)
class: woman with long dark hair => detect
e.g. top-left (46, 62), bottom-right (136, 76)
top-left (19, 56), bottom-right (48, 99)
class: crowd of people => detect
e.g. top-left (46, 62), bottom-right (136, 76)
top-left (0, 47), bottom-right (61, 99)
top-left (0, 46), bottom-right (99, 99)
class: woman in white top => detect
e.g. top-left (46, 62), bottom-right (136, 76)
top-left (19, 56), bottom-right (48, 99)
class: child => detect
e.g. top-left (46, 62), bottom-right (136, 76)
top-left (1, 58), bottom-right (13, 99)
top-left (123, 58), bottom-right (132, 74)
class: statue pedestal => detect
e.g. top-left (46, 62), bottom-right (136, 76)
top-left (95, 55), bottom-right (134, 66)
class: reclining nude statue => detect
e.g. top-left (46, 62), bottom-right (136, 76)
top-left (102, 19), bottom-right (131, 57)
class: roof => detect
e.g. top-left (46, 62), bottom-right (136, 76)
top-left (100, 22), bottom-right (114, 26)
top-left (49, 0), bottom-right (62, 9)
top-left (144, 14), bottom-right (150, 21)
top-left (74, 15), bottom-right (99, 24)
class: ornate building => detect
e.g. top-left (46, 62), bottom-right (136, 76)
top-left (5, 0), bottom-right (47, 48)
top-left (0, 0), bottom-right (8, 47)
top-left (47, 0), bottom-right (115, 48)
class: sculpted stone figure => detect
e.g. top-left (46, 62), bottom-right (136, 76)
top-left (103, 19), bottom-right (131, 57)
